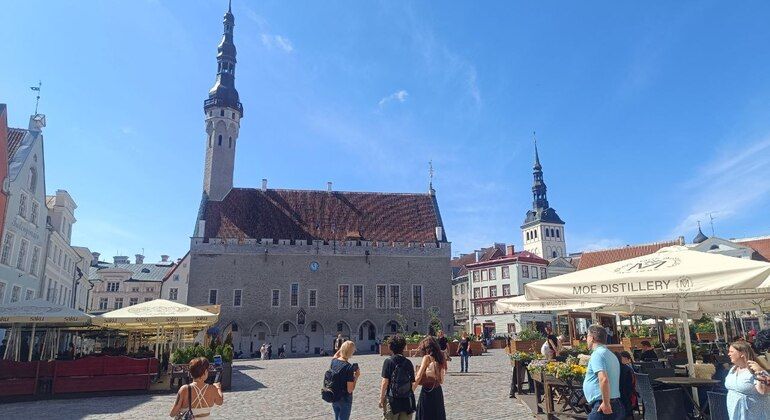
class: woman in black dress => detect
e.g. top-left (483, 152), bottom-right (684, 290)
top-left (414, 336), bottom-right (447, 420)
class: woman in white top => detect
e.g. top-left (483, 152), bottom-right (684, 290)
top-left (170, 357), bottom-right (224, 418)
top-left (724, 341), bottom-right (769, 420)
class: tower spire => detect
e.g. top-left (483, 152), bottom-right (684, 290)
top-left (533, 131), bottom-right (541, 170)
top-left (204, 1), bottom-right (242, 115)
top-left (428, 160), bottom-right (435, 195)
top-left (531, 133), bottom-right (548, 211)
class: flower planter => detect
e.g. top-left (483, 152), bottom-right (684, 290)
top-left (511, 340), bottom-right (545, 353)
top-left (696, 332), bottom-right (716, 342)
top-left (382, 341), bottom-right (486, 356)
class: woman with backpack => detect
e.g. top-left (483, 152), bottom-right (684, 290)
top-left (414, 336), bottom-right (447, 420)
top-left (379, 335), bottom-right (416, 419)
top-left (326, 340), bottom-right (360, 420)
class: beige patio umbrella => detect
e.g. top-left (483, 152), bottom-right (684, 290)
top-left (0, 299), bottom-right (92, 361)
top-left (93, 299), bottom-right (219, 357)
top-left (523, 245), bottom-right (770, 385)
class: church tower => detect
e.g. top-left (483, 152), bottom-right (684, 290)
top-left (202, 1), bottom-right (242, 202)
top-left (520, 141), bottom-right (567, 258)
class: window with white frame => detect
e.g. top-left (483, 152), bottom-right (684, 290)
top-left (532, 266), bottom-right (539, 278)
top-left (489, 286), bottom-right (497, 297)
top-left (233, 289), bottom-right (242, 307)
top-left (169, 288), bottom-right (178, 301)
top-left (502, 284), bottom-right (510, 296)
top-left (540, 267), bottom-right (547, 279)
top-left (501, 266), bottom-right (510, 279)
top-left (107, 282), bottom-right (119, 292)
top-left (522, 265), bottom-right (529, 278)
top-left (389, 284), bottom-right (400, 309)
top-left (338, 284), bottom-right (350, 309)
top-left (18, 193), bottom-right (27, 218)
top-left (99, 298), bottom-right (108, 310)
top-left (290, 283), bottom-right (299, 307)
top-left (473, 287), bottom-right (480, 299)
top-left (15, 239), bottom-right (28, 271)
top-left (480, 270), bottom-right (487, 281)
top-left (0, 232), bottom-right (13, 265)
top-left (412, 285), bottom-right (423, 309)
top-left (129, 297), bottom-right (138, 306)
top-left (25, 289), bottom-right (34, 300)
top-left (208, 289), bottom-right (218, 304)
top-left (488, 268), bottom-right (496, 280)
top-left (481, 286), bottom-right (488, 298)
top-left (10, 285), bottom-right (21, 302)
top-left (271, 289), bottom-right (280, 307)
top-left (376, 285), bottom-right (386, 309)
top-left (173, 274), bottom-right (180, 282)
top-left (353, 285), bottom-right (363, 309)
top-left (30, 201), bottom-right (39, 226)
top-left (0, 282), bottom-right (5, 302)
top-left (114, 297), bottom-right (123, 309)
top-left (308, 289), bottom-right (317, 307)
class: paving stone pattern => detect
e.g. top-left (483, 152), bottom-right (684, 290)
top-left (0, 349), bottom-right (534, 419)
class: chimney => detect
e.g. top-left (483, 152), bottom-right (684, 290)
top-left (161, 255), bottom-right (170, 262)
top-left (134, 254), bottom-right (145, 264)
top-left (113, 255), bottom-right (129, 265)
top-left (474, 250), bottom-right (482, 262)
top-left (91, 252), bottom-right (101, 266)
top-left (327, 181), bottom-right (333, 192)
top-left (506, 245), bottom-right (515, 256)
top-left (435, 226), bottom-right (443, 241)
top-left (261, 178), bottom-right (267, 191)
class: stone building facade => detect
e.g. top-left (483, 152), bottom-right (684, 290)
top-left (87, 254), bottom-right (174, 313)
top-left (187, 6), bottom-right (452, 356)
top-left (42, 190), bottom-right (79, 307)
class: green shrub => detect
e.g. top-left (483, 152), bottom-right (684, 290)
top-left (517, 328), bottom-right (545, 341)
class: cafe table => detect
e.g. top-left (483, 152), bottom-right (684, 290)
top-left (654, 377), bottom-right (719, 419)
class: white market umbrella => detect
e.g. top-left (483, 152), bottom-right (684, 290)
top-left (0, 299), bottom-right (92, 325)
top-left (93, 299), bottom-right (218, 330)
top-left (496, 294), bottom-right (689, 318)
top-left (524, 245), bottom-right (770, 389)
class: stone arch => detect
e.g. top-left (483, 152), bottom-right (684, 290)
top-left (382, 320), bottom-right (402, 338)
top-left (356, 320), bottom-right (377, 352)
top-left (247, 320), bottom-right (272, 355)
top-left (276, 320), bottom-right (299, 354)
top-left (334, 320), bottom-right (353, 341)
top-left (306, 320), bottom-right (326, 355)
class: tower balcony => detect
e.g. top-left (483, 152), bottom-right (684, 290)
top-left (203, 97), bottom-right (243, 114)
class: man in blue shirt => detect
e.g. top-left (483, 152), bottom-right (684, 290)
top-left (583, 324), bottom-right (624, 419)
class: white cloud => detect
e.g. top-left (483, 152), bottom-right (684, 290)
top-left (261, 34), bottom-right (294, 53)
top-left (378, 90), bottom-right (409, 107)
top-left (670, 136), bottom-right (770, 237)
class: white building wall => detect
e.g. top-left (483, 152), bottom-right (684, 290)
top-left (162, 253), bottom-right (190, 304)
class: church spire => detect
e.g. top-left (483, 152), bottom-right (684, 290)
top-left (204, 1), bottom-right (242, 115)
top-left (531, 133), bottom-right (548, 211)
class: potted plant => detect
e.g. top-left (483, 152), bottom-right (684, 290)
top-left (694, 322), bottom-right (716, 342)
top-left (512, 328), bottom-right (546, 352)
top-left (171, 343), bottom-right (234, 390)
top-left (621, 325), bottom-right (654, 350)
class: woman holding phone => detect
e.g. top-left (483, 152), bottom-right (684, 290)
top-left (330, 340), bottom-right (360, 420)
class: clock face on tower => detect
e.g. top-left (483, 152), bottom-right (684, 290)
top-left (309, 261), bottom-right (320, 272)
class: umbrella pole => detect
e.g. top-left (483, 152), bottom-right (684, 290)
top-left (714, 318), bottom-right (720, 342)
top-left (756, 305), bottom-right (766, 330)
top-left (675, 317), bottom-right (683, 346)
top-left (678, 299), bottom-right (699, 409)
top-left (721, 313), bottom-right (729, 342)
top-left (28, 323), bottom-right (36, 362)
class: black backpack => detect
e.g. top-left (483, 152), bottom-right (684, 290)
top-left (321, 361), bottom-right (345, 403)
top-left (389, 356), bottom-right (413, 399)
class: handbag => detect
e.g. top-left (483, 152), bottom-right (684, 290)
top-left (175, 383), bottom-right (195, 420)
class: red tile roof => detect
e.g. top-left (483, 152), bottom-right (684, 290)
top-left (467, 250), bottom-right (549, 268)
top-left (7, 128), bottom-right (26, 160)
top-left (734, 236), bottom-right (770, 262)
top-left (203, 188), bottom-right (444, 243)
top-left (577, 239), bottom-right (682, 270)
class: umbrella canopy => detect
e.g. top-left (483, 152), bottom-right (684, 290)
top-left (496, 295), bottom-right (685, 317)
top-left (524, 246), bottom-right (770, 302)
top-left (92, 299), bottom-right (218, 330)
top-left (0, 298), bottom-right (91, 326)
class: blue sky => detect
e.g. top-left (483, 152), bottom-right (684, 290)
top-left (1, 1), bottom-right (769, 261)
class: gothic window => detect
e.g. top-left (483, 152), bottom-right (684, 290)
top-left (552, 251), bottom-right (557, 258)
top-left (338, 284), bottom-right (350, 309)
top-left (389, 284), bottom-right (400, 309)
top-left (232, 112), bottom-right (235, 119)
top-left (209, 135), bottom-right (212, 148)
top-left (545, 229), bottom-right (550, 238)
top-left (220, 109), bottom-right (225, 117)
top-left (534, 230), bottom-right (537, 239)
top-left (218, 135), bottom-right (222, 146)
top-left (353, 285), bottom-right (363, 309)
top-left (228, 137), bottom-right (232, 148)
top-left (556, 229), bottom-right (560, 238)
top-left (297, 309), bottom-right (306, 325)
top-left (376, 285), bottom-right (386, 309)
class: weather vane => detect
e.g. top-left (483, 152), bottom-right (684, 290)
top-left (30, 81), bottom-right (42, 114)
top-left (428, 160), bottom-right (434, 191)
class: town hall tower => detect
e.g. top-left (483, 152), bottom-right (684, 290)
top-left (521, 142), bottom-right (567, 258)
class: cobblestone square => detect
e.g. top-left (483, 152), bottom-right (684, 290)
top-left (0, 349), bottom-right (534, 419)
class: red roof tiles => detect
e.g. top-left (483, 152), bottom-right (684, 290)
top-left (734, 236), bottom-right (770, 262)
top-left (7, 128), bottom-right (26, 161)
top-left (576, 240), bottom-right (682, 270)
top-left (203, 188), bottom-right (444, 243)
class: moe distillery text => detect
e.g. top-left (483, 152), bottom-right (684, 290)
top-left (572, 280), bottom-right (675, 295)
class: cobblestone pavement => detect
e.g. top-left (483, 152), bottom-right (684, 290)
top-left (0, 349), bottom-right (534, 419)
